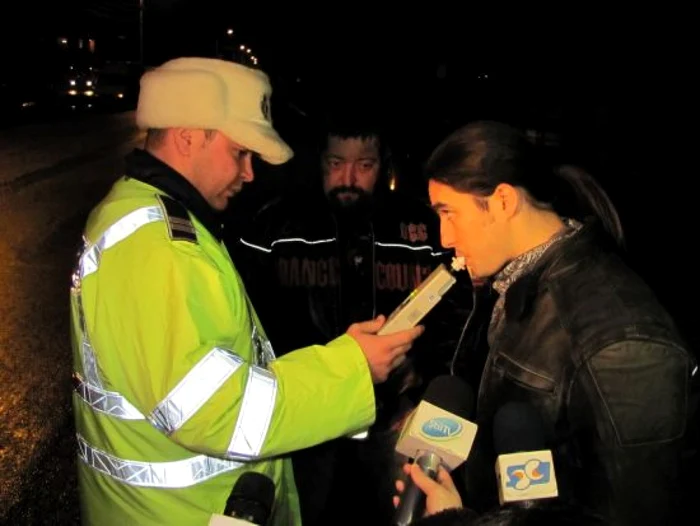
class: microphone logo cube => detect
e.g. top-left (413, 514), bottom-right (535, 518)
top-left (496, 450), bottom-right (559, 504)
top-left (395, 401), bottom-right (478, 470)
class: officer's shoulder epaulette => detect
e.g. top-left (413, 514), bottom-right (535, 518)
top-left (156, 194), bottom-right (198, 244)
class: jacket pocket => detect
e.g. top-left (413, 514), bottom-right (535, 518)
top-left (493, 353), bottom-right (557, 395)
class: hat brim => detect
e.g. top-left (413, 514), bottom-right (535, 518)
top-left (222, 119), bottom-right (293, 165)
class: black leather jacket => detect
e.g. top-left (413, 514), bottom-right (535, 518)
top-left (458, 221), bottom-right (696, 525)
top-left (234, 188), bottom-right (473, 428)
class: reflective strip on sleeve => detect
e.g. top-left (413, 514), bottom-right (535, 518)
top-left (227, 367), bottom-right (278, 460)
top-left (80, 205), bottom-right (164, 279)
top-left (77, 434), bottom-right (242, 488)
top-left (74, 275), bottom-right (104, 388)
top-left (149, 348), bottom-right (244, 435)
top-left (73, 373), bottom-right (145, 420)
top-left (81, 334), bottom-right (104, 389)
top-left (72, 205), bottom-right (165, 389)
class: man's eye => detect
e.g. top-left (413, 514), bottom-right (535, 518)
top-left (234, 149), bottom-right (251, 160)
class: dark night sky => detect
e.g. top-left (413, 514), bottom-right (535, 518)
top-left (3, 1), bottom-right (684, 101)
top-left (3, 2), bottom-right (660, 79)
top-left (3, 3), bottom-right (687, 145)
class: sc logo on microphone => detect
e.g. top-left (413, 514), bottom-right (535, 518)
top-left (419, 417), bottom-right (463, 440)
top-left (505, 459), bottom-right (552, 490)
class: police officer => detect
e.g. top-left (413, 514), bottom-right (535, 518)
top-left (70, 57), bottom-right (423, 526)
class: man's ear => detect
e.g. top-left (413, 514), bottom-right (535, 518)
top-left (490, 183), bottom-right (521, 220)
top-left (173, 128), bottom-right (193, 156)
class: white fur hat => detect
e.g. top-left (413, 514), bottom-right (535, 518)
top-left (136, 57), bottom-right (293, 165)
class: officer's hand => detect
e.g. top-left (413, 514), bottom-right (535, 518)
top-left (346, 315), bottom-right (424, 383)
top-left (393, 462), bottom-right (463, 516)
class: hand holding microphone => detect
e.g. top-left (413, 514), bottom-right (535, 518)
top-left (391, 399), bottom-right (561, 524)
top-left (392, 375), bottom-right (478, 525)
top-left (394, 461), bottom-right (463, 516)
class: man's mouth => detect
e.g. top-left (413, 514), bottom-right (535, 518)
top-left (451, 256), bottom-right (467, 272)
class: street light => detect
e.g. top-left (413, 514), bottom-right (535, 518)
top-left (216, 28), bottom-right (235, 58)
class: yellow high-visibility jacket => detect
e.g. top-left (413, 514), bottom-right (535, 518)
top-left (70, 177), bottom-right (375, 525)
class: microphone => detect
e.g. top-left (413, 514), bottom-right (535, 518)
top-left (493, 402), bottom-right (559, 507)
top-left (394, 375), bottom-right (478, 525)
top-left (209, 471), bottom-right (275, 526)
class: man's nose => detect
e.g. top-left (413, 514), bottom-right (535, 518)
top-left (341, 164), bottom-right (358, 186)
top-left (440, 222), bottom-right (455, 249)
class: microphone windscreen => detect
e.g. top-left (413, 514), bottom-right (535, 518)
top-left (421, 374), bottom-right (475, 420)
top-left (493, 401), bottom-right (546, 455)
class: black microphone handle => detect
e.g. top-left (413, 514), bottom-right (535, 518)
top-left (394, 451), bottom-right (442, 526)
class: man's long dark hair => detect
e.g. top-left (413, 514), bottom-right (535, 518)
top-left (424, 121), bottom-right (625, 249)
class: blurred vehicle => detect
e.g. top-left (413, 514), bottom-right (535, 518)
top-left (54, 66), bottom-right (98, 104)
top-left (92, 62), bottom-right (142, 109)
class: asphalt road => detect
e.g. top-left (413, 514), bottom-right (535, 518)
top-left (0, 112), bottom-right (143, 524)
